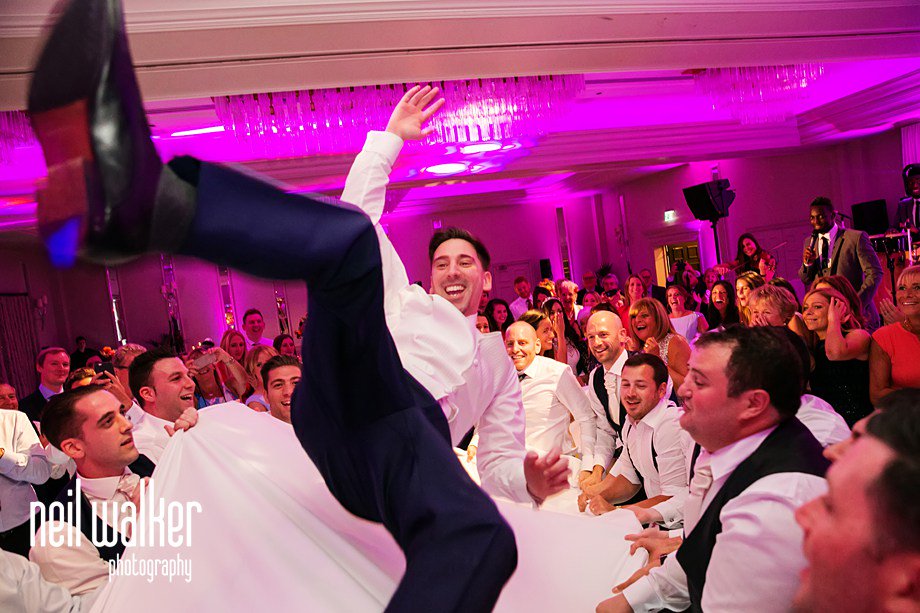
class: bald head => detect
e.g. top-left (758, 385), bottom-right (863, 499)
top-left (586, 311), bottom-right (626, 367)
top-left (505, 321), bottom-right (541, 372)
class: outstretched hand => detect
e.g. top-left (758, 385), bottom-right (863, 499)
top-left (385, 85), bottom-right (445, 141)
top-left (523, 447), bottom-right (569, 504)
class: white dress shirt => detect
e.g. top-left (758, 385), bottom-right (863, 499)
top-left (797, 394), bottom-right (851, 447)
top-left (509, 296), bottom-right (531, 321)
top-left (1, 550), bottom-right (98, 613)
top-left (130, 411), bottom-right (172, 464)
top-left (244, 336), bottom-right (275, 350)
top-left (608, 398), bottom-right (690, 528)
top-left (0, 410), bottom-right (51, 531)
top-left (30, 469), bottom-right (140, 596)
top-left (585, 350), bottom-right (630, 469)
top-left (623, 427), bottom-right (827, 612)
top-left (518, 355), bottom-right (600, 465)
top-left (341, 131), bottom-right (529, 503)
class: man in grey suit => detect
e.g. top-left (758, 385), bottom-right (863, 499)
top-left (799, 196), bottom-right (883, 330)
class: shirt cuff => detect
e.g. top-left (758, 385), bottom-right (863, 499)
top-left (622, 576), bottom-right (661, 613)
top-left (363, 130), bottom-right (404, 162)
top-left (652, 499), bottom-right (682, 528)
top-left (0, 448), bottom-right (25, 473)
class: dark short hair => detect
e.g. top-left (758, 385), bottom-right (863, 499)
top-left (129, 346), bottom-right (178, 407)
top-left (36, 346), bottom-right (68, 367)
top-left (261, 355), bottom-right (301, 390)
top-left (242, 308), bottom-right (263, 324)
top-left (514, 276), bottom-right (529, 285)
top-left (428, 227), bottom-right (491, 271)
top-left (623, 353), bottom-right (669, 388)
top-left (75, 336), bottom-right (86, 342)
top-left (41, 385), bottom-right (106, 449)
top-left (533, 286), bottom-right (552, 300)
top-left (865, 390), bottom-right (920, 553)
top-left (693, 326), bottom-right (803, 418)
top-left (810, 196), bottom-right (834, 211)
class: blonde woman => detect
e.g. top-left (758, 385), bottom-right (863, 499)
top-left (218, 329), bottom-right (249, 397)
top-left (243, 344), bottom-right (280, 412)
top-left (735, 271), bottom-right (765, 326)
top-left (802, 286), bottom-right (871, 426)
top-left (869, 265), bottom-right (920, 403)
top-left (627, 297), bottom-right (690, 389)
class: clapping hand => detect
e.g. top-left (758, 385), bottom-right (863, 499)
top-left (385, 85), bottom-right (445, 141)
top-left (642, 336), bottom-right (660, 357)
top-left (878, 297), bottom-right (906, 325)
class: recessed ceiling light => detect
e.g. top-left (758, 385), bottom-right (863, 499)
top-left (425, 162), bottom-right (468, 176)
top-left (169, 126), bottom-right (226, 137)
top-left (460, 142), bottom-right (502, 154)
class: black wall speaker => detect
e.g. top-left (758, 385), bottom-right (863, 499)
top-left (539, 259), bottom-right (553, 280)
top-left (682, 179), bottom-right (736, 222)
top-left (851, 199), bottom-right (888, 235)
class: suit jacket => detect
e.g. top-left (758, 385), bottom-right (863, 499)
top-left (18, 389), bottom-right (46, 426)
top-left (895, 198), bottom-right (919, 228)
top-left (799, 228), bottom-right (883, 328)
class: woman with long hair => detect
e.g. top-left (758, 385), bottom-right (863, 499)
top-left (627, 298), bottom-right (690, 389)
top-left (273, 333), bottom-right (300, 360)
top-left (217, 329), bottom-right (249, 398)
top-left (869, 265), bottom-right (920, 403)
top-left (616, 274), bottom-right (646, 330)
top-left (243, 344), bottom-right (280, 412)
top-left (666, 284), bottom-right (708, 342)
top-left (541, 298), bottom-right (584, 374)
top-left (802, 286), bottom-right (872, 426)
top-left (578, 291), bottom-right (601, 329)
top-left (735, 271), bottom-right (766, 326)
top-left (717, 233), bottom-right (777, 279)
top-left (484, 298), bottom-right (512, 334)
top-left (187, 345), bottom-right (247, 408)
top-left (705, 280), bottom-right (741, 329)
top-left (810, 275), bottom-right (865, 329)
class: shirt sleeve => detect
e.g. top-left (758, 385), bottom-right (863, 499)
top-left (622, 554), bottom-right (691, 612)
top-left (554, 368), bottom-right (601, 469)
top-left (0, 413), bottom-right (51, 485)
top-left (1, 550), bottom-right (91, 613)
top-left (649, 417), bottom-right (690, 529)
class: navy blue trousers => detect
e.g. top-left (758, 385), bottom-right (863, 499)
top-left (177, 161), bottom-right (517, 612)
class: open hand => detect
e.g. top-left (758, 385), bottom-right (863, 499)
top-left (523, 448), bottom-right (569, 504)
top-left (385, 85), bottom-right (445, 141)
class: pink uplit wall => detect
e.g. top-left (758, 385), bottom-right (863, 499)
top-left (613, 128), bottom-right (905, 296)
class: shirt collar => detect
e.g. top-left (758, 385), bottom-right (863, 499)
top-left (39, 384), bottom-right (62, 400)
top-left (628, 397), bottom-right (674, 428)
top-left (140, 411), bottom-right (172, 430)
top-left (521, 355), bottom-right (544, 378)
top-left (604, 349), bottom-right (629, 376)
top-left (76, 467), bottom-right (132, 500)
top-left (821, 223), bottom-right (838, 241)
top-left (705, 425), bottom-right (777, 483)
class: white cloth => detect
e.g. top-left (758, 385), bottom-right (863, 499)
top-left (670, 311), bottom-right (704, 343)
top-left (797, 394), bottom-right (851, 447)
top-left (30, 470), bottom-right (140, 597)
top-left (90, 405), bottom-right (646, 612)
top-left (585, 350), bottom-right (631, 469)
top-left (340, 131), bottom-right (529, 503)
top-left (509, 296), bottom-right (531, 321)
top-left (609, 399), bottom-right (690, 528)
top-left (1, 550), bottom-right (98, 613)
top-left (623, 427), bottom-right (827, 613)
top-left (129, 411), bottom-right (172, 464)
top-left (0, 410), bottom-right (51, 531)
top-left (518, 356), bottom-right (602, 466)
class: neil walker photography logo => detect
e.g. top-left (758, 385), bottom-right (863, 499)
top-left (30, 478), bottom-right (202, 583)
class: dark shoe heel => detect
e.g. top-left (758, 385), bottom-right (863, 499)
top-left (31, 100), bottom-right (99, 266)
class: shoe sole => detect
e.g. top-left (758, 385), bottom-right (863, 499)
top-left (32, 100), bottom-right (102, 267)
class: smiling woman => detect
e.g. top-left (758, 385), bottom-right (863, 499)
top-left (627, 298), bottom-right (690, 390)
top-left (869, 265), bottom-right (920, 403)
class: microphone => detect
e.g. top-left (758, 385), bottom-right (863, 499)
top-left (809, 230), bottom-right (819, 251)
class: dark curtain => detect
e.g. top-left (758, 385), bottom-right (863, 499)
top-left (0, 295), bottom-right (38, 394)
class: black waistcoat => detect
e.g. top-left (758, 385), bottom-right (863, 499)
top-left (675, 418), bottom-right (829, 612)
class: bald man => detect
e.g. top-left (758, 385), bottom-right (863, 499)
top-left (582, 311), bottom-right (631, 489)
top-left (505, 321), bottom-right (603, 479)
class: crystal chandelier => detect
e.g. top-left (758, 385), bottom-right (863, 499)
top-left (694, 64), bottom-right (825, 124)
top-left (0, 111), bottom-right (35, 164)
top-left (213, 74), bottom-right (584, 156)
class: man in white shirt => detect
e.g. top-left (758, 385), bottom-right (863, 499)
top-left (241, 308), bottom-right (274, 349)
top-left (599, 326), bottom-right (829, 613)
top-left (340, 91), bottom-right (569, 507)
top-left (30, 386), bottom-right (196, 595)
top-left (583, 311), bottom-right (631, 487)
top-left (793, 390), bottom-right (920, 613)
top-left (127, 346), bottom-right (198, 464)
top-left (0, 403), bottom-right (52, 557)
top-left (504, 321), bottom-right (601, 467)
top-left (509, 276), bottom-right (533, 320)
top-left (581, 354), bottom-right (689, 529)
top-left (261, 355), bottom-right (302, 425)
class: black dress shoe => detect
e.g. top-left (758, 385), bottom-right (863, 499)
top-left (28, 0), bottom-right (193, 266)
